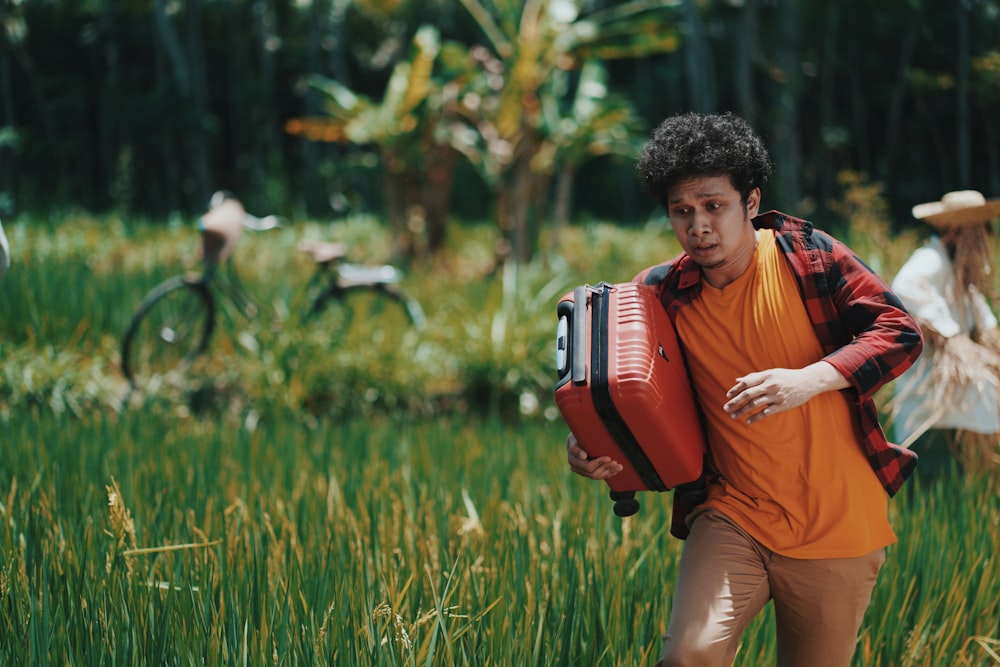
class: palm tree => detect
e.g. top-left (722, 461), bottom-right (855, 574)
top-left (455, 0), bottom-right (683, 262)
top-left (285, 25), bottom-right (457, 258)
top-left (536, 60), bottom-right (647, 235)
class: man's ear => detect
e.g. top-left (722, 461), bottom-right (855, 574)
top-left (746, 187), bottom-right (762, 216)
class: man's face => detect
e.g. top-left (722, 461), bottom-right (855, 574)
top-left (665, 175), bottom-right (760, 288)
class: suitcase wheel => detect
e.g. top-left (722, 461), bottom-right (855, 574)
top-left (610, 490), bottom-right (640, 517)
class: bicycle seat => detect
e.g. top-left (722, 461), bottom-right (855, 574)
top-left (338, 263), bottom-right (402, 285)
top-left (298, 239), bottom-right (348, 264)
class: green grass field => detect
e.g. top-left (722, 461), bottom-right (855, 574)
top-left (0, 207), bottom-right (998, 665)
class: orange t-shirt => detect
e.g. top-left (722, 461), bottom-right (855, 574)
top-left (675, 229), bottom-right (895, 558)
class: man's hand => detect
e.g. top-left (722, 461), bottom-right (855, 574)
top-left (566, 432), bottom-right (623, 480)
top-left (723, 361), bottom-right (850, 424)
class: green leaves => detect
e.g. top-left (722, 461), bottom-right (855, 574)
top-left (286, 0), bottom-right (685, 261)
top-left (290, 25), bottom-right (443, 148)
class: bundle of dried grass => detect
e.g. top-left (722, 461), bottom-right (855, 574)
top-left (978, 326), bottom-right (1000, 354)
top-left (897, 326), bottom-right (1000, 476)
top-left (930, 331), bottom-right (1000, 400)
top-left (950, 430), bottom-right (1000, 486)
top-left (944, 222), bottom-right (996, 302)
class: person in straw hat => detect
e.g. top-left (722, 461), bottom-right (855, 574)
top-left (890, 190), bottom-right (1000, 476)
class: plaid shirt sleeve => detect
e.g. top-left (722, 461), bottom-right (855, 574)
top-left (785, 229), bottom-right (924, 399)
top-left (769, 213), bottom-right (923, 496)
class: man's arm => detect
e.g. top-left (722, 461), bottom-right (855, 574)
top-left (723, 361), bottom-right (849, 424)
top-left (726, 236), bottom-right (923, 424)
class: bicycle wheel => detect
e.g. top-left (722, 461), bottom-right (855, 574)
top-left (121, 276), bottom-right (215, 385)
top-left (309, 284), bottom-right (423, 349)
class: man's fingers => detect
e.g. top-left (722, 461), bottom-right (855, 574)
top-left (727, 373), bottom-right (764, 398)
top-left (566, 432), bottom-right (623, 479)
top-left (584, 458), bottom-right (623, 480)
top-left (568, 453), bottom-right (623, 479)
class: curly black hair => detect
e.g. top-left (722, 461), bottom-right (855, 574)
top-left (636, 112), bottom-right (773, 209)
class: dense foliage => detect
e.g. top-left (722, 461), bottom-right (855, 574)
top-left (2, 0), bottom-right (1000, 238)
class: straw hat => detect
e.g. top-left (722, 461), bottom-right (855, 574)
top-left (912, 190), bottom-right (1000, 228)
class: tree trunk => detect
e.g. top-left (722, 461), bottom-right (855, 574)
top-left (5, 12), bottom-right (66, 202)
top-left (550, 162), bottom-right (575, 241)
top-left (735, 0), bottom-right (759, 124)
top-left (504, 141), bottom-right (547, 265)
top-left (422, 142), bottom-right (457, 255)
top-left (816, 2), bottom-right (839, 212)
top-left (912, 94), bottom-right (952, 186)
top-left (956, 0), bottom-right (971, 185)
top-left (152, 0), bottom-right (191, 95)
top-left (882, 8), bottom-right (921, 210)
top-left (299, 0), bottom-right (327, 216)
top-left (682, 0), bottom-right (716, 112)
top-left (223, 0), bottom-right (244, 195)
top-left (510, 153), bottom-right (532, 265)
top-left (252, 0), bottom-right (280, 202)
top-left (0, 23), bottom-right (17, 208)
top-left (152, 0), bottom-right (210, 208)
top-left (381, 153), bottom-right (413, 260)
top-left (185, 0), bottom-right (211, 204)
top-left (769, 0), bottom-right (803, 211)
top-left (984, 107), bottom-right (1000, 197)
top-left (97, 2), bottom-right (120, 212)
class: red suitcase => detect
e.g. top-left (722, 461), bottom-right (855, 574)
top-left (555, 282), bottom-right (707, 516)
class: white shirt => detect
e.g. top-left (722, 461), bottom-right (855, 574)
top-left (891, 236), bottom-right (999, 441)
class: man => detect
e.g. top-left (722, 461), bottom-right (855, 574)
top-left (890, 190), bottom-right (1000, 472)
top-left (566, 112), bottom-right (923, 666)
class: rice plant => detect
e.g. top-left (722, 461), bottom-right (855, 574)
top-left (0, 211), bottom-right (998, 664)
top-left (1, 408), bottom-right (998, 665)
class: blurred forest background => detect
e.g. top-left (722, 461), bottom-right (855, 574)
top-left (2, 0), bottom-right (1000, 262)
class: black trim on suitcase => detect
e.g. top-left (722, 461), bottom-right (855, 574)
top-left (589, 285), bottom-right (667, 492)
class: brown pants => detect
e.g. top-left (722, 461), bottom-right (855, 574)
top-left (655, 509), bottom-right (885, 667)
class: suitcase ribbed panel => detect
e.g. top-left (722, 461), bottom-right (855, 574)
top-left (554, 282), bottom-right (706, 496)
top-left (591, 286), bottom-right (666, 491)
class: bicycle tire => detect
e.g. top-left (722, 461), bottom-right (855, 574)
top-left (308, 284), bottom-right (424, 348)
top-left (121, 275), bottom-right (216, 385)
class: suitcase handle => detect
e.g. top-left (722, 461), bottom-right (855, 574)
top-left (571, 285), bottom-right (589, 385)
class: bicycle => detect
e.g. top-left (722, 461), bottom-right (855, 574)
top-left (120, 191), bottom-right (425, 388)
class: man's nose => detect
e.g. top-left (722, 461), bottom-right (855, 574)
top-left (688, 212), bottom-right (712, 236)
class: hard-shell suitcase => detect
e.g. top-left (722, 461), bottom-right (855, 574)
top-left (554, 282), bottom-right (707, 516)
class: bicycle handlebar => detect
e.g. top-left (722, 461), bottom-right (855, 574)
top-left (198, 191), bottom-right (283, 264)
